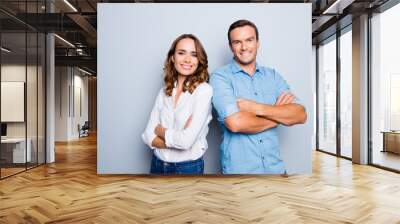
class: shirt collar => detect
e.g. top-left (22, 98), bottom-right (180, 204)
top-left (230, 58), bottom-right (261, 75)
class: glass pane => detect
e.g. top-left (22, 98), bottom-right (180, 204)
top-left (340, 29), bottom-right (352, 158)
top-left (318, 37), bottom-right (337, 154)
top-left (1, 31), bottom-right (27, 177)
top-left (371, 3), bottom-right (400, 171)
top-left (27, 31), bottom-right (38, 169)
top-left (38, 32), bottom-right (45, 165)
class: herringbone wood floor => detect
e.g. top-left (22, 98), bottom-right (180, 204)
top-left (1, 134), bottom-right (400, 224)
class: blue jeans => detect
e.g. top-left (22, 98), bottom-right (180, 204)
top-left (150, 154), bottom-right (204, 175)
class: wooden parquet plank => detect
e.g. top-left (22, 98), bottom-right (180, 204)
top-left (1, 134), bottom-right (400, 223)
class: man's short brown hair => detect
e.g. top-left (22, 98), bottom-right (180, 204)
top-left (228, 19), bottom-right (259, 45)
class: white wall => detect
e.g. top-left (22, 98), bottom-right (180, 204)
top-left (1, 65), bottom-right (39, 138)
top-left (55, 67), bottom-right (89, 141)
top-left (98, 3), bottom-right (313, 174)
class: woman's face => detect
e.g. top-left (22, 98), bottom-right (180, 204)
top-left (172, 38), bottom-right (199, 77)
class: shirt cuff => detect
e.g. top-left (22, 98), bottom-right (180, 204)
top-left (142, 132), bottom-right (157, 150)
top-left (164, 129), bottom-right (175, 148)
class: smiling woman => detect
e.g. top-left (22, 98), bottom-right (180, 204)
top-left (141, 34), bottom-right (213, 175)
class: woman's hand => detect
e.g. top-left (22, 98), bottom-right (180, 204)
top-left (155, 124), bottom-right (166, 139)
top-left (151, 136), bottom-right (166, 149)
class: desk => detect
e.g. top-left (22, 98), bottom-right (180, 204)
top-left (381, 131), bottom-right (400, 154)
top-left (1, 138), bottom-right (31, 163)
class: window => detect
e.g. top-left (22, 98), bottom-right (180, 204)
top-left (339, 29), bottom-right (352, 158)
top-left (0, 1), bottom-right (47, 179)
top-left (371, 2), bottom-right (400, 171)
top-left (318, 36), bottom-right (337, 155)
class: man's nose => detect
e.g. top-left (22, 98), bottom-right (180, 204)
top-left (240, 43), bottom-right (247, 51)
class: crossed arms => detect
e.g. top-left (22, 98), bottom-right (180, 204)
top-left (150, 116), bottom-right (192, 149)
top-left (210, 72), bottom-right (307, 135)
top-left (141, 86), bottom-right (213, 150)
top-left (226, 93), bottom-right (307, 134)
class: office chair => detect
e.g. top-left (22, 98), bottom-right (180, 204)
top-left (79, 121), bottom-right (90, 138)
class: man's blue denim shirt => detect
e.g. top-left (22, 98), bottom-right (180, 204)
top-left (210, 59), bottom-right (297, 174)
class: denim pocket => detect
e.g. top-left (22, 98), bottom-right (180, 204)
top-left (176, 159), bottom-right (204, 174)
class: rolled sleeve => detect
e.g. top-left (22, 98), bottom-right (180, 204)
top-left (141, 89), bottom-right (163, 150)
top-left (142, 132), bottom-right (157, 150)
top-left (209, 71), bottom-right (239, 123)
top-left (164, 129), bottom-right (175, 148)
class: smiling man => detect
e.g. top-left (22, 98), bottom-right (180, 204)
top-left (210, 20), bottom-right (307, 174)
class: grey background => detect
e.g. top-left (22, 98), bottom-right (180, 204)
top-left (97, 3), bottom-right (313, 174)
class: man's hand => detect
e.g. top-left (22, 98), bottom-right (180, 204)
top-left (184, 115), bottom-right (192, 129)
top-left (155, 124), bottom-right (166, 139)
top-left (275, 93), bottom-right (295, 106)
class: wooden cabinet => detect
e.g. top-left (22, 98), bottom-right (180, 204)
top-left (382, 131), bottom-right (400, 154)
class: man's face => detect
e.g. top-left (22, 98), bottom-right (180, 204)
top-left (229, 25), bottom-right (259, 66)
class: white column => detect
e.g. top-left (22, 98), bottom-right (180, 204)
top-left (46, 33), bottom-right (55, 163)
top-left (352, 14), bottom-right (369, 164)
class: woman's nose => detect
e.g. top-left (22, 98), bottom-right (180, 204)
top-left (184, 56), bottom-right (191, 63)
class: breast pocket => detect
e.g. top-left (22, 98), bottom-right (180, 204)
top-left (232, 79), bottom-right (256, 101)
top-left (262, 90), bottom-right (277, 105)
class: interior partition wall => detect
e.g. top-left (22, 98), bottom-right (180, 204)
top-left (316, 25), bottom-right (353, 159)
top-left (0, 1), bottom-right (46, 179)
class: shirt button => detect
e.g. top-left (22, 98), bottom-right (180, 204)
top-left (254, 92), bottom-right (258, 96)
top-left (261, 156), bottom-right (265, 160)
top-left (259, 139), bottom-right (263, 143)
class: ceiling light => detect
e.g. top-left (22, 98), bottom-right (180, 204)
top-left (54, 34), bottom-right (75, 48)
top-left (1, 47), bottom-right (11, 53)
top-left (322, 0), bottom-right (354, 15)
top-left (78, 67), bottom-right (93, 76)
top-left (63, 0), bottom-right (78, 12)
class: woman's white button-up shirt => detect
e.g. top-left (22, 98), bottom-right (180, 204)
top-left (142, 82), bottom-right (213, 163)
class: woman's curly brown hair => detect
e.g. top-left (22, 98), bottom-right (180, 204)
top-left (164, 34), bottom-right (209, 96)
